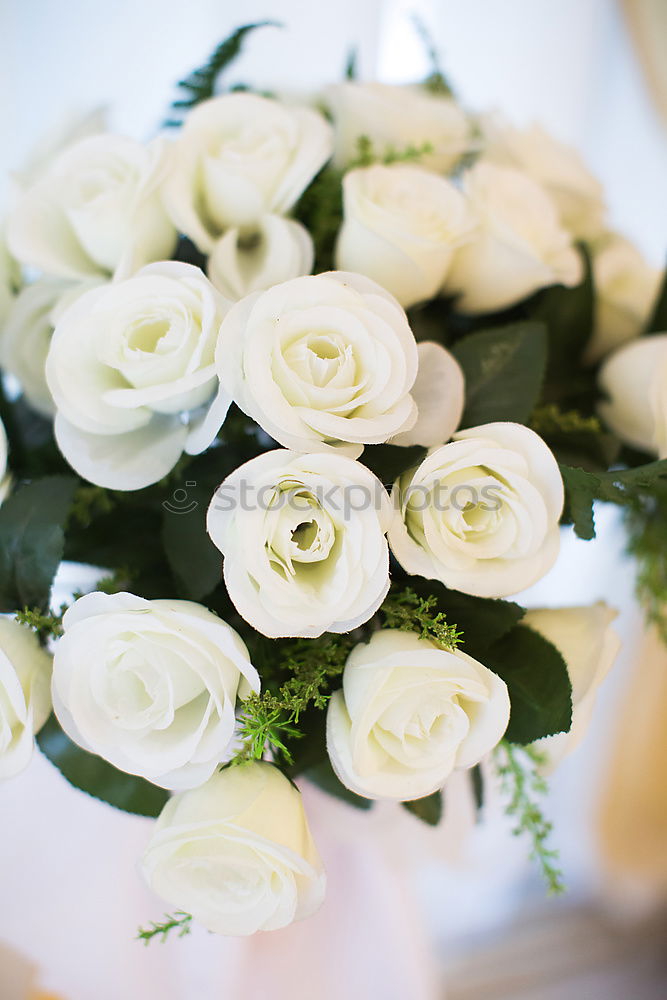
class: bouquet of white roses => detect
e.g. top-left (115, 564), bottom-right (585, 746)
top-left (0, 22), bottom-right (664, 940)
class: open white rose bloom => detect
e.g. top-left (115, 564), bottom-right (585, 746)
top-left (389, 423), bottom-right (564, 597)
top-left (1, 22), bottom-right (662, 941)
top-left (45, 261), bottom-right (232, 489)
top-left (52, 592), bottom-right (259, 790)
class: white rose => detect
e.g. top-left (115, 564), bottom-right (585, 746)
top-left (444, 162), bottom-right (582, 314)
top-left (335, 163), bottom-right (474, 309)
top-left (207, 449), bottom-right (392, 639)
top-left (163, 93), bottom-right (333, 253)
top-left (6, 134), bottom-right (176, 280)
top-left (45, 261), bottom-right (232, 490)
top-left (207, 214), bottom-right (313, 301)
top-left (325, 82), bottom-right (470, 173)
top-left (0, 236), bottom-right (19, 328)
top-left (52, 592), bottom-right (259, 791)
top-left (0, 278), bottom-right (99, 416)
top-left (584, 234), bottom-right (662, 363)
top-left (216, 270), bottom-right (462, 456)
top-left (524, 604), bottom-right (620, 771)
top-left (389, 422), bottom-right (564, 598)
top-left (0, 617), bottom-right (52, 780)
top-left (482, 117), bottom-right (606, 240)
top-left (326, 629), bottom-right (510, 800)
top-left (598, 333), bottom-right (667, 456)
top-left (141, 761), bottom-right (325, 936)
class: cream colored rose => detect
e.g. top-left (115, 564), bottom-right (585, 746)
top-left (524, 604), bottom-right (620, 770)
top-left (163, 93), bottom-right (333, 253)
top-left (325, 82), bottom-right (470, 173)
top-left (482, 117), bottom-right (606, 240)
top-left (52, 592), bottom-right (259, 790)
top-left (585, 234), bottom-right (661, 363)
top-left (0, 617), bottom-right (52, 780)
top-left (389, 422), bottom-right (564, 598)
top-left (598, 333), bottom-right (667, 456)
top-left (45, 261), bottom-right (232, 489)
top-left (444, 162), bottom-right (582, 313)
top-left (0, 278), bottom-right (99, 416)
top-left (7, 134), bottom-right (176, 280)
top-left (141, 761), bottom-right (325, 936)
top-left (207, 214), bottom-right (313, 301)
top-left (326, 629), bottom-right (509, 800)
top-left (335, 163), bottom-right (474, 309)
top-left (215, 270), bottom-right (461, 456)
top-left (207, 449), bottom-right (392, 639)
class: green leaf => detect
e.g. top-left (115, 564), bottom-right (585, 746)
top-left (37, 715), bottom-right (169, 817)
top-left (485, 625), bottom-right (572, 744)
top-left (0, 476), bottom-right (77, 611)
top-left (560, 464), bottom-right (598, 539)
top-left (470, 764), bottom-right (484, 812)
top-left (560, 459), bottom-right (667, 539)
top-left (361, 444), bottom-right (426, 485)
top-left (645, 264), bottom-right (667, 334)
top-left (402, 790), bottom-right (443, 825)
top-left (166, 21), bottom-right (281, 125)
top-left (401, 578), bottom-right (525, 659)
top-left (453, 322), bottom-right (548, 427)
top-left (529, 245), bottom-right (593, 377)
top-left (162, 482), bottom-right (221, 600)
top-left (304, 759), bottom-right (372, 810)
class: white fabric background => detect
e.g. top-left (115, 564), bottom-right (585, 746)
top-left (1, 2), bottom-right (665, 997)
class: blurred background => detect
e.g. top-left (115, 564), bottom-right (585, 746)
top-left (1, 1), bottom-right (667, 997)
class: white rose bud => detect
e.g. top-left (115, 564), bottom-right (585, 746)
top-left (444, 162), bottom-right (582, 314)
top-left (598, 333), bottom-right (667, 456)
top-left (216, 270), bottom-right (461, 456)
top-left (585, 234), bottom-right (662, 363)
top-left (52, 592), bottom-right (259, 791)
top-left (0, 617), bottom-right (52, 780)
top-left (327, 629), bottom-right (510, 800)
top-left (389, 422), bottom-right (564, 598)
top-left (325, 82), bottom-right (470, 173)
top-left (141, 761), bottom-right (325, 936)
top-left (524, 604), bottom-right (620, 771)
top-left (45, 261), bottom-right (232, 490)
top-left (7, 135), bottom-right (176, 280)
top-left (335, 163), bottom-right (474, 309)
top-left (207, 214), bottom-right (314, 301)
top-left (482, 117), bottom-right (606, 241)
top-left (163, 93), bottom-right (333, 253)
top-left (207, 449), bottom-right (392, 639)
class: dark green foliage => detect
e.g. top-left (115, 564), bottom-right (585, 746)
top-left (402, 790), bottom-right (443, 825)
top-left (453, 322), bottom-right (548, 427)
top-left (165, 22), bottom-right (281, 126)
top-left (485, 625), bottom-right (572, 744)
top-left (0, 476), bottom-right (77, 611)
top-left (560, 459), bottom-right (667, 539)
top-left (645, 263), bottom-right (667, 334)
top-left (38, 715), bottom-right (169, 817)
